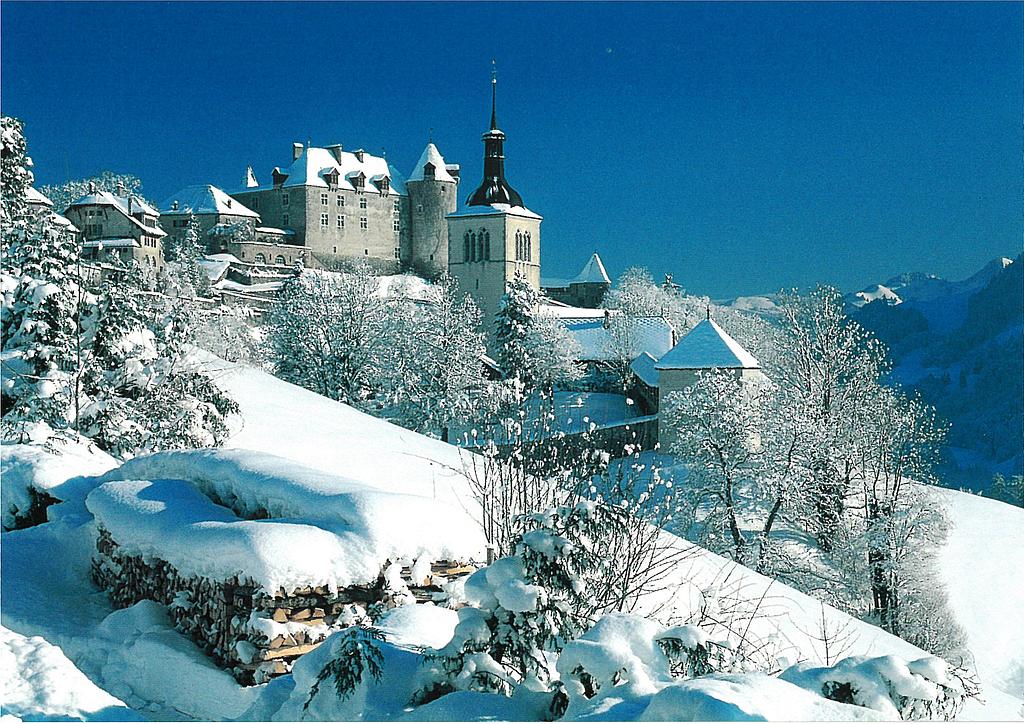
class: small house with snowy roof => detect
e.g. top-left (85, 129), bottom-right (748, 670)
top-left (65, 183), bottom-right (166, 272)
top-left (25, 187), bottom-right (80, 236)
top-left (543, 253), bottom-right (613, 308)
top-left (655, 317), bottom-right (765, 448)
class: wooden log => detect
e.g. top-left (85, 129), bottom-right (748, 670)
top-left (260, 642), bottom-right (319, 661)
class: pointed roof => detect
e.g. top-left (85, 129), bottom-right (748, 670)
top-left (67, 190), bottom-right (166, 237)
top-left (408, 143), bottom-right (457, 183)
top-left (159, 184), bottom-right (260, 219)
top-left (572, 253), bottom-right (611, 285)
top-left (244, 146), bottom-right (407, 196)
top-left (245, 166), bottom-right (259, 188)
top-left (25, 186), bottom-right (54, 207)
top-left (655, 319), bottom-right (760, 370)
top-left (467, 67), bottom-right (525, 209)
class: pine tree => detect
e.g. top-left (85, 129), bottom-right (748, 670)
top-left (1, 116), bottom-right (83, 440)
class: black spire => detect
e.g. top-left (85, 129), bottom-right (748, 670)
top-left (468, 61), bottom-right (524, 208)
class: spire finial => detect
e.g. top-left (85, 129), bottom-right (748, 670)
top-left (706, 305), bottom-right (711, 321)
top-left (429, 127), bottom-right (433, 144)
top-left (490, 59), bottom-right (498, 130)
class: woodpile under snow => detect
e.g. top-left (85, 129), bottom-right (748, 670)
top-left (85, 449), bottom-right (486, 684)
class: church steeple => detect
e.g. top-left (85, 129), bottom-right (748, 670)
top-left (468, 62), bottom-right (524, 208)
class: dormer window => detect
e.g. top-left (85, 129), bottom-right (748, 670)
top-left (423, 162), bottom-right (436, 179)
top-left (349, 172), bottom-right (366, 192)
top-left (378, 177), bottom-right (390, 195)
top-left (272, 167), bottom-right (289, 187)
top-left (354, 149), bottom-right (365, 163)
top-left (324, 169), bottom-right (340, 189)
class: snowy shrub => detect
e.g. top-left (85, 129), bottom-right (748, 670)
top-left (304, 626), bottom-right (386, 711)
top-left (781, 654), bottom-right (980, 721)
top-left (414, 501), bottom-right (629, 706)
top-left (655, 625), bottom-right (741, 679)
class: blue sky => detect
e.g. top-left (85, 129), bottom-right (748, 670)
top-left (3, 2), bottom-right (1021, 298)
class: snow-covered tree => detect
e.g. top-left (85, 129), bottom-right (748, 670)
top-left (495, 275), bottom-right (580, 393)
top-left (265, 268), bottom-right (384, 406)
top-left (1, 117), bottom-right (84, 439)
top-left (384, 275), bottom-right (488, 441)
top-left (40, 171), bottom-right (151, 213)
top-left (80, 264), bottom-right (237, 456)
top-left (162, 213), bottom-right (210, 298)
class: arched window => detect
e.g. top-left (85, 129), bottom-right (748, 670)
top-left (254, 253), bottom-right (266, 264)
top-left (525, 231), bottom-right (532, 262)
top-left (464, 232), bottom-right (471, 262)
top-left (470, 231), bottom-right (477, 261)
top-left (483, 230), bottom-right (490, 260)
top-left (275, 255), bottom-right (286, 265)
top-left (515, 230), bottom-right (522, 261)
top-left (477, 228), bottom-right (485, 261)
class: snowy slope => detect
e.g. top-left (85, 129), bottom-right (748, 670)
top-left (3, 353), bottom-right (1022, 720)
top-left (935, 488), bottom-right (1024, 699)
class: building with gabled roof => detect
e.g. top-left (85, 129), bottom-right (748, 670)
top-left (655, 316), bottom-right (766, 448)
top-left (65, 185), bottom-right (166, 272)
top-left (543, 252), bottom-right (613, 308)
top-left (25, 187), bottom-right (80, 236)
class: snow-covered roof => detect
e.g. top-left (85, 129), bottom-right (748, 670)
top-left (159, 184), bottom-right (260, 219)
top-left (561, 314), bottom-right (676, 362)
top-left (572, 253), bottom-right (611, 285)
top-left (247, 146), bottom-right (407, 196)
top-left (24, 187), bottom-right (53, 207)
top-left (50, 213), bottom-right (79, 232)
top-left (68, 191), bottom-right (166, 237)
top-left (407, 143), bottom-right (457, 183)
top-left (538, 302), bottom-right (608, 319)
top-left (82, 238), bottom-right (141, 249)
top-left (655, 318), bottom-right (760, 370)
top-left (90, 449), bottom-right (487, 594)
top-left (630, 351), bottom-right (659, 388)
top-left (255, 226), bottom-right (290, 235)
top-left (449, 203), bottom-right (541, 220)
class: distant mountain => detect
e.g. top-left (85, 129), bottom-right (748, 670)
top-left (851, 255), bottom-right (1023, 491)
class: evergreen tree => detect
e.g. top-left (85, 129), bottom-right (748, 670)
top-left (1, 116), bottom-right (83, 439)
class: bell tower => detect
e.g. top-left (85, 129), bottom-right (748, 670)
top-left (448, 63), bottom-right (542, 326)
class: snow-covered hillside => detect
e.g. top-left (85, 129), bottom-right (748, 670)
top-left (2, 353), bottom-right (1022, 720)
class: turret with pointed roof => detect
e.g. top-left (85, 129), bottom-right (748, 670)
top-left (407, 140), bottom-right (459, 274)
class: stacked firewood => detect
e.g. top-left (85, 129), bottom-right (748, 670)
top-left (92, 527), bottom-right (476, 685)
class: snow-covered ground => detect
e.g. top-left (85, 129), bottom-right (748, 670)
top-left (2, 352), bottom-right (1022, 720)
top-left (935, 488), bottom-right (1024, 699)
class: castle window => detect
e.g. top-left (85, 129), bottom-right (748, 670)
top-left (483, 230), bottom-right (490, 260)
top-left (337, 195), bottom-right (345, 207)
top-left (251, 197), bottom-right (259, 210)
top-left (255, 253), bottom-right (266, 264)
top-left (337, 216), bottom-right (344, 228)
top-left (476, 228), bottom-right (485, 261)
top-left (393, 200), bottom-right (400, 213)
top-left (393, 219), bottom-right (400, 232)
top-left (321, 193), bottom-right (329, 205)
top-left (469, 231), bottom-right (477, 262)
top-left (359, 197), bottom-right (368, 209)
top-left (320, 213), bottom-right (329, 227)
top-left (281, 192), bottom-right (289, 206)
top-left (394, 246), bottom-right (400, 259)
top-left (275, 255), bottom-right (286, 265)
top-left (282, 213), bottom-right (290, 226)
top-left (417, 204), bottom-right (424, 213)
top-left (360, 216), bottom-right (368, 230)
top-left (525, 231), bottom-right (532, 262)
top-left (464, 232), bottom-right (471, 262)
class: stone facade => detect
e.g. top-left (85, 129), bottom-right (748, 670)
top-left (230, 142), bottom-right (459, 273)
top-left (448, 207), bottom-right (541, 324)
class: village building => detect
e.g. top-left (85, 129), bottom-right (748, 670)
top-left (158, 184), bottom-right (301, 267)
top-left (230, 141), bottom-right (458, 274)
top-left (542, 253), bottom-right (613, 308)
top-left (25, 186), bottom-right (80, 237)
top-left (64, 184), bottom-right (166, 272)
top-left (448, 71), bottom-right (542, 325)
top-left (654, 316), bottom-right (765, 448)
top-left (555, 311), bottom-right (676, 382)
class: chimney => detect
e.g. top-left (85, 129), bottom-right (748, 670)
top-left (172, 200), bottom-right (179, 211)
top-left (116, 181), bottom-right (126, 197)
top-left (326, 144), bottom-right (343, 164)
top-left (292, 142), bottom-right (304, 161)
top-left (603, 310), bottom-right (611, 329)
top-left (446, 164), bottom-right (461, 182)
top-left (88, 181), bottom-right (96, 194)
top-left (354, 148), bottom-right (365, 163)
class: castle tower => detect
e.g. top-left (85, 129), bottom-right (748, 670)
top-left (406, 142), bottom-right (458, 275)
top-left (448, 65), bottom-right (542, 326)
